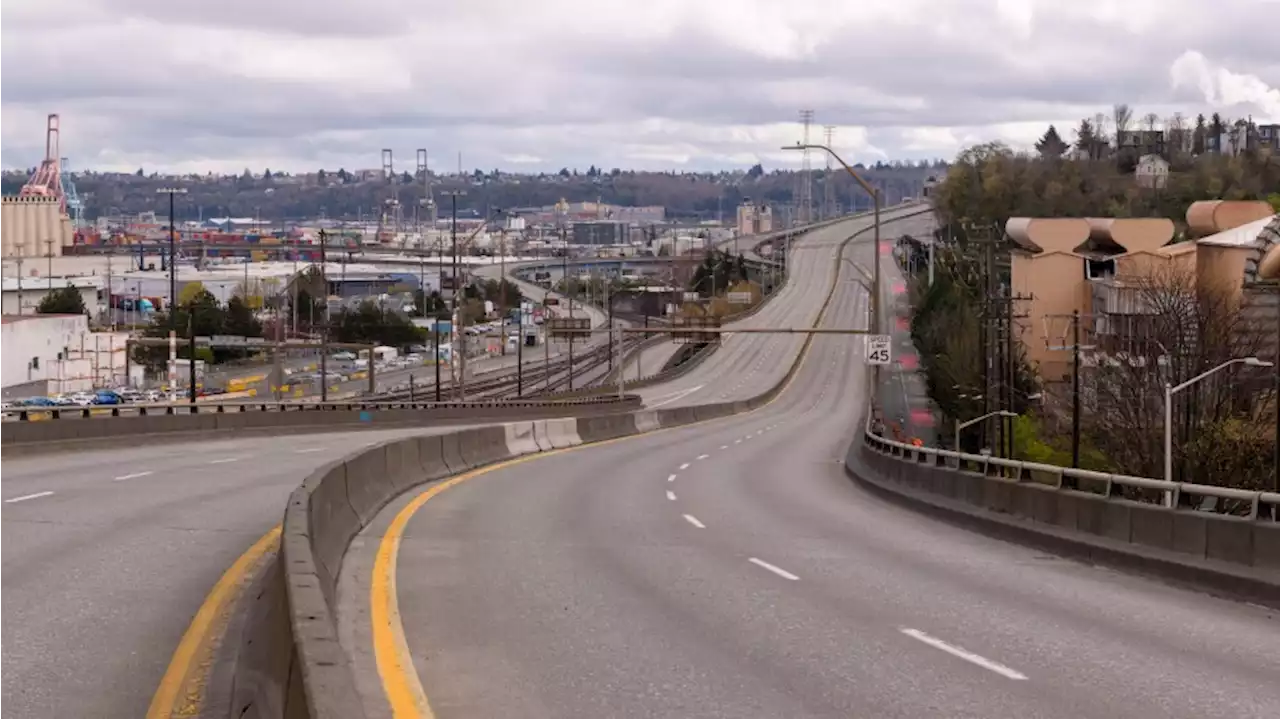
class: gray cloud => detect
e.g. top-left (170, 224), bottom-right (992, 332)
top-left (3, 0), bottom-right (1278, 173)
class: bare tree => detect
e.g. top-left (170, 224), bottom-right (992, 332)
top-left (1142, 112), bottom-right (1160, 133)
top-left (1093, 113), bottom-right (1111, 157)
top-left (1113, 104), bottom-right (1134, 139)
top-left (1083, 265), bottom-right (1273, 487)
top-left (1166, 113), bottom-right (1188, 160)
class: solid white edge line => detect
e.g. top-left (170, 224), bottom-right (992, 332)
top-left (899, 628), bottom-right (1028, 680)
top-left (679, 462), bottom-right (690, 470)
top-left (748, 557), bottom-right (800, 581)
top-left (667, 474), bottom-right (677, 482)
top-left (5, 491), bottom-right (54, 503)
top-left (666, 490), bottom-right (677, 501)
top-left (682, 514), bottom-right (706, 529)
top-left (114, 471), bottom-right (154, 481)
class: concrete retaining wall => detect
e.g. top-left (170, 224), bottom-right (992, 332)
top-left (849, 436), bottom-right (1280, 606)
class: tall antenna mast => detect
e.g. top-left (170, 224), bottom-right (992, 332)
top-left (822, 125), bottom-right (835, 220)
top-left (798, 109), bottom-right (814, 225)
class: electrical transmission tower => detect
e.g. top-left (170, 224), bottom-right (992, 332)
top-left (798, 110), bottom-right (814, 225)
top-left (822, 125), bottom-right (835, 220)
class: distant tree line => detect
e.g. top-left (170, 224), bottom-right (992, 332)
top-left (2, 165), bottom-right (937, 224)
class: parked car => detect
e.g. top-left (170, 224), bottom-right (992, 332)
top-left (92, 390), bottom-right (124, 405)
top-left (18, 397), bottom-right (59, 407)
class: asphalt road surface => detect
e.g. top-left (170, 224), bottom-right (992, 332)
top-left (338, 216), bottom-right (1280, 718)
top-left (635, 205), bottom-right (934, 408)
top-left (0, 425), bottom-right (478, 719)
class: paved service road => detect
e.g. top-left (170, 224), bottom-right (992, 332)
top-left (341, 220), bottom-right (1280, 718)
top-left (636, 205), bottom-right (934, 408)
top-left (0, 426), bottom-right (477, 719)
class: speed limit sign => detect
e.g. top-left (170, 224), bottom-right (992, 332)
top-left (865, 335), bottom-right (892, 365)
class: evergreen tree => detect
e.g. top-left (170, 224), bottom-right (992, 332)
top-left (1035, 125), bottom-right (1069, 159)
top-left (1073, 119), bottom-right (1096, 159)
top-left (224, 295), bottom-right (263, 338)
top-left (37, 285), bottom-right (87, 315)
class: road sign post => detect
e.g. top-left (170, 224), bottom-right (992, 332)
top-left (866, 334), bottom-right (892, 365)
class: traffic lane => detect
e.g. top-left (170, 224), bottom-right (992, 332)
top-left (687, 210), bottom-right (929, 405)
top-left (638, 243), bottom-right (834, 406)
top-left (384, 404), bottom-right (1056, 718)
top-left (0, 424), bottom-right (455, 509)
top-left (676, 334), bottom-right (1280, 717)
top-left (0, 425), bottom-right (467, 719)
top-left (633, 217), bottom-right (851, 406)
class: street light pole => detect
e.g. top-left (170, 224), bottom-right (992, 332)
top-left (157, 187), bottom-right (187, 399)
top-left (1164, 357), bottom-right (1272, 485)
top-left (955, 410), bottom-right (1017, 453)
top-left (781, 143), bottom-right (881, 335)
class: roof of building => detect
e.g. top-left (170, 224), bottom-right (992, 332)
top-left (1196, 214), bottom-right (1279, 249)
top-left (1, 276), bottom-right (103, 292)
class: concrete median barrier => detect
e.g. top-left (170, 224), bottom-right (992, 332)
top-left (634, 410), bottom-right (661, 433)
top-left (416, 434), bottom-right (453, 481)
top-left (542, 418), bottom-right (583, 449)
top-left (531, 420), bottom-right (556, 451)
top-left (576, 413), bottom-right (639, 442)
top-left (459, 426), bottom-right (515, 468)
top-left (504, 421), bottom-right (540, 456)
top-left (1, 397), bottom-right (641, 457)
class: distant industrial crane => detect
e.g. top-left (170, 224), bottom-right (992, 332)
top-left (20, 114), bottom-right (67, 215)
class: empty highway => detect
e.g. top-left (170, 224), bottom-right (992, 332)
top-left (0, 426), bottom-right (485, 718)
top-left (635, 205), bottom-right (933, 407)
top-left (339, 215), bottom-right (1280, 718)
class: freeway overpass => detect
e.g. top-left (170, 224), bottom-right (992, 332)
top-left (3, 204), bottom-right (1277, 719)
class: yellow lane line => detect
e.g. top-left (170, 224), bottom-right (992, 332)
top-left (368, 218), bottom-right (870, 716)
top-left (147, 525), bottom-right (282, 719)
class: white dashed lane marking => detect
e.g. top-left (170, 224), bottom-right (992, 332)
top-left (748, 557), bottom-right (800, 581)
top-left (5, 491), bottom-right (54, 504)
top-left (683, 514), bottom-right (707, 529)
top-left (899, 628), bottom-right (1028, 681)
top-left (114, 471), bottom-right (154, 481)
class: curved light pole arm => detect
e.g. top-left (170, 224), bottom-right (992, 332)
top-left (955, 410), bottom-right (1016, 452)
top-left (1164, 356), bottom-right (1272, 484)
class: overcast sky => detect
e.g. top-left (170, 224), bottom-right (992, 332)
top-left (3, 0), bottom-right (1278, 174)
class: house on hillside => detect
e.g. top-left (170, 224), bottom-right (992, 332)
top-left (1135, 154), bottom-right (1170, 189)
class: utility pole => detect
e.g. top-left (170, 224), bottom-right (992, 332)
top-left (822, 125), bottom-right (835, 220)
top-left (1044, 309), bottom-right (1094, 472)
top-left (499, 227), bottom-right (507, 356)
top-left (970, 223), bottom-right (1028, 457)
top-left (441, 189), bottom-right (466, 399)
top-left (798, 110), bottom-right (815, 224)
top-left (563, 228), bottom-right (575, 390)
top-left (1072, 309), bottom-right (1081, 468)
top-left (157, 187), bottom-right (186, 399)
top-left (318, 229), bottom-right (329, 401)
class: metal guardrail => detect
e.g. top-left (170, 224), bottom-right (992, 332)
top-left (862, 430), bottom-right (1280, 522)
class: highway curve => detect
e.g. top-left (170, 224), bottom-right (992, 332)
top-left (339, 221), bottom-right (1280, 718)
top-left (0, 426), bottom-right (483, 718)
top-left (636, 205), bottom-right (934, 408)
